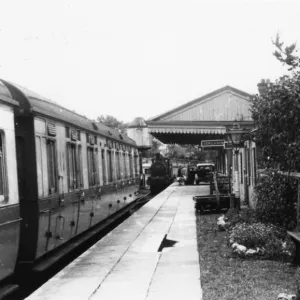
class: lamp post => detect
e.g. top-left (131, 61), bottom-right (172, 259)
top-left (225, 123), bottom-right (248, 208)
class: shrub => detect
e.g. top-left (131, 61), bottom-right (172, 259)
top-left (255, 169), bottom-right (297, 230)
top-left (296, 267), bottom-right (300, 300)
top-left (229, 222), bottom-right (295, 260)
top-left (225, 207), bottom-right (258, 229)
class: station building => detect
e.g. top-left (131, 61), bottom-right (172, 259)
top-left (127, 85), bottom-right (260, 208)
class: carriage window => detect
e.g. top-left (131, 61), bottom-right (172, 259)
top-left (0, 132), bottom-right (8, 203)
top-left (87, 147), bottom-right (99, 187)
top-left (65, 126), bottom-right (70, 138)
top-left (66, 143), bottom-right (83, 190)
top-left (126, 153), bottom-right (130, 178)
top-left (134, 155), bottom-right (138, 175)
top-left (107, 150), bottom-right (113, 182)
top-left (129, 154), bottom-right (133, 177)
top-left (36, 136), bottom-right (57, 197)
top-left (101, 149), bottom-right (107, 184)
top-left (120, 152), bottom-right (125, 179)
top-left (116, 152), bottom-right (121, 180)
top-left (123, 153), bottom-right (127, 178)
top-left (47, 140), bottom-right (57, 194)
top-left (107, 150), bottom-right (111, 182)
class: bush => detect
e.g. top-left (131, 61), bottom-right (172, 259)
top-left (225, 207), bottom-right (258, 229)
top-left (255, 169), bottom-right (297, 230)
top-left (296, 267), bottom-right (300, 300)
top-left (229, 222), bottom-right (295, 260)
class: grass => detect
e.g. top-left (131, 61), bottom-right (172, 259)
top-left (196, 212), bottom-right (297, 300)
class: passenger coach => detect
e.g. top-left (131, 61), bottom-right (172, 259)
top-left (0, 81), bottom-right (20, 292)
top-left (0, 79), bottom-right (141, 296)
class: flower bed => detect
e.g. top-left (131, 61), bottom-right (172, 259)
top-left (229, 222), bottom-right (295, 259)
top-left (216, 209), bottom-right (295, 260)
top-left (197, 213), bottom-right (296, 299)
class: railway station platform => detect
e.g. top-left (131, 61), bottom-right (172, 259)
top-left (26, 184), bottom-right (206, 300)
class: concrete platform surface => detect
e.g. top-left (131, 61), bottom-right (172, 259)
top-left (26, 184), bottom-right (206, 300)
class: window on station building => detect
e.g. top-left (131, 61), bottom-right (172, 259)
top-left (0, 131), bottom-right (8, 204)
top-left (246, 148), bottom-right (251, 186)
top-left (87, 146), bottom-right (99, 187)
top-left (252, 148), bottom-right (257, 186)
top-left (66, 143), bottom-right (83, 191)
top-left (239, 152), bottom-right (243, 184)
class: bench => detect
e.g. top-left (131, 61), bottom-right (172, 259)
top-left (287, 231), bottom-right (300, 265)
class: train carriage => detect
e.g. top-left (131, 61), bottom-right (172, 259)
top-left (0, 82), bottom-right (20, 293)
top-left (0, 79), bottom-right (142, 295)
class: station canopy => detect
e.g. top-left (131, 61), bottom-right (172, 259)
top-left (147, 86), bottom-right (254, 145)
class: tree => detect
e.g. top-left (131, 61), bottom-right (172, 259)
top-left (163, 143), bottom-right (218, 161)
top-left (97, 115), bottom-right (126, 133)
top-left (273, 33), bottom-right (299, 70)
top-left (251, 35), bottom-right (300, 230)
top-left (183, 144), bottom-right (216, 161)
top-left (165, 144), bottom-right (187, 159)
top-left (251, 35), bottom-right (300, 172)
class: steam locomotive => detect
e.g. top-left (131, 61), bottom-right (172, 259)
top-left (146, 153), bottom-right (174, 194)
top-left (0, 79), bottom-right (141, 297)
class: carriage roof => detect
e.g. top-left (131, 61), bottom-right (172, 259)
top-left (0, 81), bottom-right (19, 107)
top-left (0, 80), bottom-right (136, 146)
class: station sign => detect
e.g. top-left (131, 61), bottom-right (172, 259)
top-left (201, 140), bottom-right (225, 148)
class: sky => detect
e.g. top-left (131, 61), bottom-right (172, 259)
top-left (1, 0), bottom-right (300, 123)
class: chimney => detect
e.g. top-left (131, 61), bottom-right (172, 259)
top-left (257, 79), bottom-right (269, 96)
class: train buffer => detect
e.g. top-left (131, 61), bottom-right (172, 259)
top-left (26, 184), bottom-right (203, 300)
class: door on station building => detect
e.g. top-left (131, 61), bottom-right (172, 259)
top-left (244, 146), bottom-right (250, 205)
